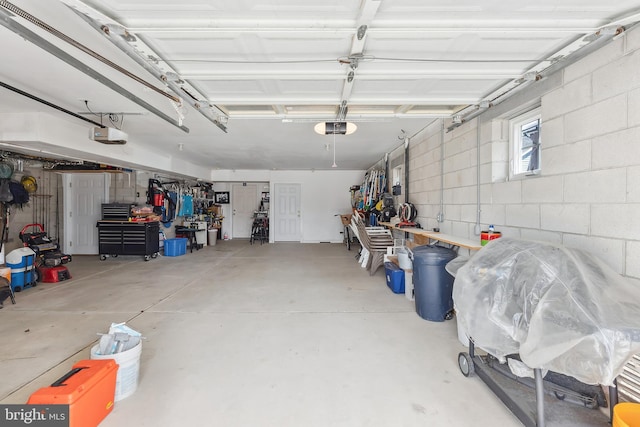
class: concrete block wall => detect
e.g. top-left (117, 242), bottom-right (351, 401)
top-left (110, 171), bottom-right (140, 205)
top-left (405, 118), bottom-right (481, 241)
top-left (405, 122), bottom-right (443, 226)
top-left (401, 25), bottom-right (640, 279)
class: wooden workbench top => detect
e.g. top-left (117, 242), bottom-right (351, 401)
top-left (96, 220), bottom-right (159, 224)
top-left (378, 222), bottom-right (482, 251)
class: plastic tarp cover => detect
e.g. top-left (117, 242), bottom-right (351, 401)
top-left (452, 238), bottom-right (640, 386)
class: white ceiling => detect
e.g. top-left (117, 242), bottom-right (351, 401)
top-left (1, 0), bottom-right (639, 172)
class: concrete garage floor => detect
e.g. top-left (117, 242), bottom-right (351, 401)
top-left (0, 240), bottom-right (521, 426)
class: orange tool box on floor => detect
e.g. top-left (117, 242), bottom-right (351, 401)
top-left (27, 359), bottom-right (118, 427)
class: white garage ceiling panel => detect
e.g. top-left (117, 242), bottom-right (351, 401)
top-left (0, 0), bottom-right (638, 171)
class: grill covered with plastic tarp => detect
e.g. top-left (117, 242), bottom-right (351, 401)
top-left (452, 238), bottom-right (640, 386)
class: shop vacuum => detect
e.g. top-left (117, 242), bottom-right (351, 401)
top-left (19, 224), bottom-right (72, 283)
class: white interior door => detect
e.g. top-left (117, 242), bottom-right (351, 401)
top-left (274, 183), bottom-right (301, 242)
top-left (63, 173), bottom-right (110, 254)
top-left (232, 184), bottom-right (257, 238)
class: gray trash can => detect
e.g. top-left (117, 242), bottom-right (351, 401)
top-left (412, 245), bottom-right (457, 321)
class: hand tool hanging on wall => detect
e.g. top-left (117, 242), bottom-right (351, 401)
top-left (147, 179), bottom-right (164, 207)
top-left (360, 169), bottom-right (386, 211)
top-left (164, 191), bottom-right (177, 224)
top-left (148, 179), bottom-right (176, 220)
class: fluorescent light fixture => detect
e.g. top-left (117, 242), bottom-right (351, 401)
top-left (314, 121), bottom-right (357, 135)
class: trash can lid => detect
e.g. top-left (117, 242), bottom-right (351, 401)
top-left (412, 245), bottom-right (457, 264)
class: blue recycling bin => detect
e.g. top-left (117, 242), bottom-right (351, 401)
top-left (412, 245), bottom-right (457, 321)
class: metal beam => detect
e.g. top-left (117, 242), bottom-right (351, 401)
top-left (337, 0), bottom-right (382, 121)
top-left (0, 0), bottom-right (179, 104)
top-left (0, 80), bottom-right (104, 127)
top-left (123, 26), bottom-right (595, 35)
top-left (68, 7), bottom-right (228, 133)
top-left (179, 71), bottom-right (523, 81)
top-left (0, 9), bottom-right (189, 133)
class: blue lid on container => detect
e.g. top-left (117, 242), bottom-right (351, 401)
top-left (412, 245), bottom-right (457, 265)
top-left (384, 261), bottom-right (401, 271)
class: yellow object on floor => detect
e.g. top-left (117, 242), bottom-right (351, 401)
top-left (613, 402), bottom-right (640, 427)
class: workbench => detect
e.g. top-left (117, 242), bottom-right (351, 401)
top-left (378, 222), bottom-right (482, 251)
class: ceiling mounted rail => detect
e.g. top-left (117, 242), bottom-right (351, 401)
top-left (0, 5), bottom-right (189, 133)
top-left (336, 0), bottom-right (381, 124)
top-left (66, 5), bottom-right (228, 133)
top-left (0, 80), bottom-right (104, 128)
top-left (447, 24), bottom-right (629, 132)
top-left (121, 25), bottom-right (608, 35)
top-left (445, 8), bottom-right (640, 129)
top-left (0, 0), bottom-right (179, 104)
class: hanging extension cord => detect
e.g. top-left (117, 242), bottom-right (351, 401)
top-left (332, 132), bottom-right (337, 168)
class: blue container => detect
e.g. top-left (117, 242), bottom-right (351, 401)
top-left (412, 245), bottom-right (457, 321)
top-left (164, 238), bottom-right (187, 257)
top-left (6, 247), bottom-right (36, 291)
top-left (384, 262), bottom-right (405, 294)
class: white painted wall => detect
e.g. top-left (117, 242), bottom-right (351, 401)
top-left (271, 170), bottom-right (362, 242)
top-left (391, 26), bottom-right (640, 282)
top-left (210, 181), bottom-right (269, 240)
top-left (211, 169), bottom-right (364, 243)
